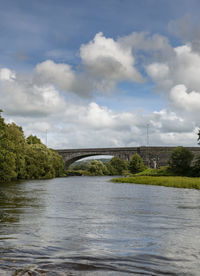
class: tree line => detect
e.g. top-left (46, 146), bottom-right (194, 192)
top-left (0, 110), bottom-right (65, 182)
top-left (68, 154), bottom-right (145, 176)
top-left (69, 146), bottom-right (200, 177)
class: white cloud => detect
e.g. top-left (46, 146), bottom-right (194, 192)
top-left (144, 43), bottom-right (200, 126)
top-left (119, 32), bottom-right (174, 59)
top-left (0, 68), bottom-right (66, 117)
top-left (1, 30), bottom-right (200, 149)
top-left (0, 68), bottom-right (16, 81)
top-left (80, 32), bottom-right (144, 91)
top-left (146, 44), bottom-right (200, 92)
top-left (170, 84), bottom-right (200, 112)
top-left (35, 60), bottom-right (76, 91)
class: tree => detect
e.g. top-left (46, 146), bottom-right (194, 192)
top-left (0, 110), bottom-right (66, 182)
top-left (168, 146), bottom-right (194, 175)
top-left (87, 160), bottom-right (108, 176)
top-left (0, 149), bottom-right (17, 182)
top-left (26, 135), bottom-right (42, 144)
top-left (5, 123), bottom-right (26, 179)
top-left (198, 129), bottom-right (200, 145)
top-left (191, 155), bottom-right (200, 176)
top-left (129, 153), bottom-right (145, 174)
top-left (106, 157), bottom-right (128, 175)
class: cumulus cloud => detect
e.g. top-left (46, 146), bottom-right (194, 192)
top-left (16, 102), bottom-right (197, 149)
top-left (80, 32), bottom-right (144, 91)
top-left (170, 85), bottom-right (200, 113)
top-left (1, 28), bottom-right (200, 149)
top-left (35, 60), bottom-right (93, 96)
top-left (168, 14), bottom-right (200, 53)
top-left (35, 60), bottom-right (76, 90)
top-left (0, 67), bottom-right (66, 117)
top-left (0, 68), bottom-right (16, 81)
top-left (118, 31), bottom-right (174, 60)
top-left (145, 44), bottom-right (200, 116)
top-left (146, 43), bottom-right (200, 90)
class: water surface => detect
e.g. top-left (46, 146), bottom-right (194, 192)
top-left (0, 176), bottom-right (200, 275)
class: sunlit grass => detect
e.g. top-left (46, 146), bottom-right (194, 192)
top-left (111, 176), bottom-right (200, 189)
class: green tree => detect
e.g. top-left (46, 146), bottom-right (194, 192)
top-left (87, 160), bottom-right (108, 176)
top-left (0, 149), bottom-right (17, 182)
top-left (26, 135), bottom-right (42, 144)
top-left (5, 123), bottom-right (26, 179)
top-left (198, 129), bottom-right (200, 145)
top-left (0, 110), bottom-right (65, 182)
top-left (24, 144), bottom-right (65, 179)
top-left (129, 153), bottom-right (145, 174)
top-left (0, 112), bottom-right (18, 181)
top-left (168, 146), bottom-right (194, 175)
top-left (106, 157), bottom-right (128, 175)
top-left (191, 155), bottom-right (200, 176)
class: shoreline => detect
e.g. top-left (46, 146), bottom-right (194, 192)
top-left (111, 176), bottom-right (200, 190)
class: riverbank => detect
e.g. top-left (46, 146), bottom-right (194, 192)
top-left (111, 176), bottom-right (200, 189)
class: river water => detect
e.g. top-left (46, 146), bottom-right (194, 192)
top-left (0, 176), bottom-right (200, 275)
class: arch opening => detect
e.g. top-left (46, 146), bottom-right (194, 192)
top-left (66, 154), bottom-right (113, 169)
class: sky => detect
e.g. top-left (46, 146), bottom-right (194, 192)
top-left (1, 0), bottom-right (200, 149)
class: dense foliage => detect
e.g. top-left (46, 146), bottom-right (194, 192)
top-left (87, 160), bottom-right (108, 176)
top-left (69, 156), bottom-right (129, 176)
top-left (106, 157), bottom-right (128, 175)
top-left (198, 129), bottom-right (200, 145)
top-left (0, 111), bottom-right (65, 182)
top-left (129, 153), bottom-right (146, 174)
top-left (190, 155), bottom-right (200, 177)
top-left (168, 146), bottom-right (194, 175)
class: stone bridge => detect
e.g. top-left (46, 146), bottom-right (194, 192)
top-left (57, 146), bottom-right (200, 169)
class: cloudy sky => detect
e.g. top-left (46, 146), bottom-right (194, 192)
top-left (1, 0), bottom-right (200, 149)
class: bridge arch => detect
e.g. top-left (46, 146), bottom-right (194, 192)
top-left (64, 153), bottom-right (114, 168)
top-left (56, 147), bottom-right (138, 169)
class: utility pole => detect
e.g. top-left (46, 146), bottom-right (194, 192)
top-left (146, 123), bottom-right (149, 146)
top-left (146, 124), bottom-right (150, 167)
top-left (46, 129), bottom-right (48, 147)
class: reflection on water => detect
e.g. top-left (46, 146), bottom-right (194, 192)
top-left (0, 176), bottom-right (200, 275)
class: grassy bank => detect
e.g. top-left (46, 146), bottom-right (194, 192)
top-left (111, 176), bottom-right (200, 190)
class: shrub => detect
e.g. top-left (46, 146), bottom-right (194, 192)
top-left (106, 157), bottom-right (128, 175)
top-left (129, 153), bottom-right (146, 174)
top-left (168, 146), bottom-right (194, 175)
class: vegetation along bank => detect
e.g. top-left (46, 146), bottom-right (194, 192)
top-left (111, 145), bottom-right (200, 189)
top-left (0, 110), bottom-right (65, 182)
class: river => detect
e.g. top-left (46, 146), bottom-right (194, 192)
top-left (0, 176), bottom-right (200, 275)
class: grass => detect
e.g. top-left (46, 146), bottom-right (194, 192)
top-left (111, 176), bottom-right (200, 190)
top-left (134, 166), bottom-right (172, 176)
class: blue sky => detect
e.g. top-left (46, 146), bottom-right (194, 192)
top-left (0, 0), bottom-right (198, 68)
top-left (1, 0), bottom-right (200, 148)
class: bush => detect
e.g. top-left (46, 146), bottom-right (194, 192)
top-left (190, 155), bottom-right (200, 176)
top-left (129, 153), bottom-right (146, 174)
top-left (135, 166), bottom-right (171, 176)
top-left (106, 157), bottom-right (128, 175)
top-left (87, 160), bottom-right (108, 176)
top-left (168, 146), bottom-right (194, 176)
